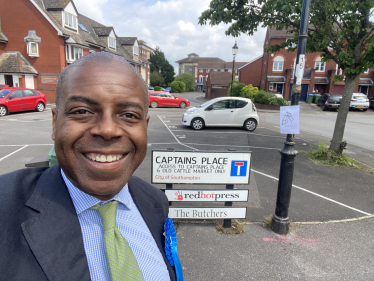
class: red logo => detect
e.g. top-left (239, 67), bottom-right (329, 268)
top-left (175, 191), bottom-right (183, 201)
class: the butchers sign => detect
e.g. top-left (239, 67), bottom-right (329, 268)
top-left (169, 207), bottom-right (247, 219)
top-left (152, 150), bottom-right (251, 184)
top-left (165, 189), bottom-right (248, 202)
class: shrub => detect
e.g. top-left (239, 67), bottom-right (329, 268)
top-left (240, 84), bottom-right (259, 100)
top-left (154, 86), bottom-right (161, 91)
top-left (230, 83), bottom-right (246, 97)
top-left (170, 81), bottom-right (186, 93)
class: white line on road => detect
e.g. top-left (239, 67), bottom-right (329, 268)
top-left (183, 143), bottom-right (279, 150)
top-left (194, 95), bottom-right (205, 103)
top-left (0, 146), bottom-right (29, 162)
top-left (252, 169), bottom-right (372, 216)
top-left (0, 144), bottom-right (54, 147)
top-left (157, 116), bottom-right (198, 150)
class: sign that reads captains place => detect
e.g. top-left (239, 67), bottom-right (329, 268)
top-left (152, 150), bottom-right (251, 184)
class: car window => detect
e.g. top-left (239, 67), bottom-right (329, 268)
top-left (0, 89), bottom-right (11, 98)
top-left (8, 90), bottom-right (23, 98)
top-left (235, 100), bottom-right (248, 108)
top-left (211, 100), bottom-right (234, 110)
top-left (23, 90), bottom-right (36, 97)
top-left (150, 94), bottom-right (159, 97)
top-left (32, 90), bottom-right (40, 96)
top-left (166, 94), bottom-right (175, 99)
top-left (329, 96), bottom-right (342, 102)
top-left (353, 96), bottom-right (366, 100)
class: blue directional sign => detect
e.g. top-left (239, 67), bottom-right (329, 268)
top-left (230, 160), bottom-right (248, 177)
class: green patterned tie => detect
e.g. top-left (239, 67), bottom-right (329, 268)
top-left (91, 201), bottom-right (144, 281)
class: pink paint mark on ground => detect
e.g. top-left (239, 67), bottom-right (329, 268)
top-left (263, 236), bottom-right (319, 245)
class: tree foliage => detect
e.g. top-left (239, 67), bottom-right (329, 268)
top-left (174, 73), bottom-right (195, 91)
top-left (170, 81), bottom-right (186, 93)
top-left (149, 46), bottom-right (175, 85)
top-left (199, 0), bottom-right (374, 153)
top-left (150, 70), bottom-right (164, 87)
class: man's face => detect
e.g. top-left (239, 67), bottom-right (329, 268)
top-left (52, 62), bottom-right (149, 200)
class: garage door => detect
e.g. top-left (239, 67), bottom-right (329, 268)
top-left (25, 75), bottom-right (35, 89)
top-left (333, 85), bottom-right (344, 95)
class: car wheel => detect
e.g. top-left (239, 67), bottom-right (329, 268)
top-left (150, 101), bottom-right (158, 108)
top-left (191, 118), bottom-right (204, 130)
top-left (36, 102), bottom-right (45, 112)
top-left (0, 105), bottom-right (8, 117)
top-left (179, 102), bottom-right (186, 109)
top-left (244, 118), bottom-right (257, 131)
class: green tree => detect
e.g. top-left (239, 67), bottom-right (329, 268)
top-left (174, 73), bottom-right (195, 92)
top-left (199, 0), bottom-right (374, 153)
top-left (150, 70), bottom-right (164, 87)
top-left (149, 46), bottom-right (175, 86)
top-left (170, 81), bottom-right (186, 93)
top-left (241, 84), bottom-right (259, 100)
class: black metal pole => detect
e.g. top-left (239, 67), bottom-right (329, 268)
top-left (223, 184), bottom-right (234, 228)
top-left (271, 0), bottom-right (311, 235)
top-left (230, 56), bottom-right (236, 96)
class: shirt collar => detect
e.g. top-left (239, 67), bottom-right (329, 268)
top-left (61, 169), bottom-right (132, 214)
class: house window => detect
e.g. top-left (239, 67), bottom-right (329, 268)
top-left (199, 76), bottom-right (203, 83)
top-left (314, 57), bottom-right (325, 72)
top-left (206, 69), bottom-right (210, 73)
top-left (364, 69), bottom-right (369, 74)
top-left (214, 69), bottom-right (217, 72)
top-left (228, 69), bottom-right (232, 73)
top-left (108, 37), bottom-right (116, 49)
top-left (66, 45), bottom-right (83, 63)
top-left (199, 69), bottom-right (203, 73)
top-left (133, 45), bottom-right (139, 56)
top-left (64, 12), bottom-right (78, 31)
top-left (220, 69), bottom-right (224, 72)
top-left (27, 42), bottom-right (39, 57)
top-left (273, 56), bottom-right (284, 71)
top-left (269, 83), bottom-right (274, 90)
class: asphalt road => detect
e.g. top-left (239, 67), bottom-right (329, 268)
top-left (0, 93), bottom-right (373, 224)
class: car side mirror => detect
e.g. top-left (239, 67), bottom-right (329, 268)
top-left (205, 105), bottom-right (213, 111)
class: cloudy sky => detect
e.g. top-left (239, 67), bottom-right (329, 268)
top-left (73, 0), bottom-right (266, 74)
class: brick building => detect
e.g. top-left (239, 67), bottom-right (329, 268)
top-left (0, 0), bottom-right (152, 102)
top-left (205, 72), bottom-right (231, 99)
top-left (240, 27), bottom-right (374, 101)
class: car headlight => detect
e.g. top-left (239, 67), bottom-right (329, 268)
top-left (186, 108), bottom-right (198, 114)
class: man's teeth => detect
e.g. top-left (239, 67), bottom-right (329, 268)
top-left (86, 153), bottom-right (123, 163)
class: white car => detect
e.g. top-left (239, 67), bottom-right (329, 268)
top-left (182, 97), bottom-right (259, 131)
top-left (350, 93), bottom-right (369, 111)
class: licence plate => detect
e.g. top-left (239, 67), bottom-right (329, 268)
top-left (332, 104), bottom-right (338, 107)
top-left (357, 105), bottom-right (364, 108)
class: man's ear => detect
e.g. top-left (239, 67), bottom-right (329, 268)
top-left (52, 108), bottom-right (58, 140)
top-left (146, 115), bottom-right (150, 127)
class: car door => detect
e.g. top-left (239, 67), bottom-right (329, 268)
top-left (165, 93), bottom-right (178, 106)
top-left (22, 89), bottom-right (38, 110)
top-left (205, 99), bottom-right (235, 126)
top-left (6, 90), bottom-right (24, 112)
top-left (233, 100), bottom-right (250, 125)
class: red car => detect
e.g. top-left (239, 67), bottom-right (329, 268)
top-left (0, 87), bottom-right (47, 117)
top-left (0, 84), bottom-right (9, 88)
top-left (149, 92), bottom-right (190, 108)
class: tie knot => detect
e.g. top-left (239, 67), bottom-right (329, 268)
top-left (91, 200), bottom-right (118, 230)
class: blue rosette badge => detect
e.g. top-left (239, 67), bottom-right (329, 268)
top-left (164, 218), bottom-right (184, 281)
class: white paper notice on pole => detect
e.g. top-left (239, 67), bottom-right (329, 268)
top-left (168, 207), bottom-right (247, 219)
top-left (152, 151), bottom-right (251, 184)
top-left (280, 105), bottom-right (300, 134)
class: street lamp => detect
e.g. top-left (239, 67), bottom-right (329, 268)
top-left (159, 67), bottom-right (161, 87)
top-left (230, 41), bottom-right (238, 96)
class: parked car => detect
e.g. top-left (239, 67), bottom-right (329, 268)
top-left (182, 97), bottom-right (259, 131)
top-left (165, 87), bottom-right (171, 92)
top-left (149, 92), bottom-right (190, 108)
top-left (0, 87), bottom-right (47, 117)
top-left (369, 96), bottom-right (374, 109)
top-left (317, 94), bottom-right (342, 111)
top-left (350, 93), bottom-right (369, 111)
top-left (148, 87), bottom-right (154, 91)
top-left (0, 84), bottom-right (9, 88)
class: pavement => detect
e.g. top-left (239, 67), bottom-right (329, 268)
top-left (1, 94), bottom-right (373, 280)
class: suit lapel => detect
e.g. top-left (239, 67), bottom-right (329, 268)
top-left (128, 177), bottom-right (176, 281)
top-left (22, 165), bottom-right (91, 281)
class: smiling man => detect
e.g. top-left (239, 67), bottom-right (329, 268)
top-left (0, 53), bottom-right (176, 281)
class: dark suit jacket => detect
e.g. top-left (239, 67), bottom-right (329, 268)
top-left (0, 165), bottom-right (176, 281)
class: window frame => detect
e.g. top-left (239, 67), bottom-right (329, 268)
top-left (64, 11), bottom-right (78, 32)
top-left (108, 37), bottom-right (116, 50)
top-left (273, 56), bottom-right (284, 71)
top-left (66, 45), bottom-right (83, 63)
top-left (314, 61), bottom-right (326, 72)
top-left (27, 42), bottom-right (39, 58)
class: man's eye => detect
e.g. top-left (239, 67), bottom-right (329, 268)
top-left (124, 113), bottom-right (137, 119)
top-left (74, 109), bottom-right (90, 114)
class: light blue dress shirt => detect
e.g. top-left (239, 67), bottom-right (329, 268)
top-left (62, 170), bottom-right (170, 281)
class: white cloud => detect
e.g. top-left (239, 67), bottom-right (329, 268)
top-left (73, 0), bottom-right (266, 74)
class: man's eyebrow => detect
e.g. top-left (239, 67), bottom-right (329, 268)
top-left (117, 101), bottom-right (144, 111)
top-left (66, 95), bottom-right (99, 106)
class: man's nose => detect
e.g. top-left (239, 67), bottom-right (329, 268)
top-left (90, 112), bottom-right (123, 140)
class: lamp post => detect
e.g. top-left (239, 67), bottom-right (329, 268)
top-left (230, 41), bottom-right (238, 96)
top-left (271, 0), bottom-right (311, 235)
top-left (159, 67), bottom-right (161, 87)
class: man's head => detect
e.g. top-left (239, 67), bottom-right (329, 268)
top-left (52, 52), bottom-right (150, 200)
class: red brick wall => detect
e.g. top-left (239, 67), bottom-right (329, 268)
top-left (239, 56), bottom-right (262, 87)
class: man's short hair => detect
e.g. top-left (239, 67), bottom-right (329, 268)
top-left (55, 52), bottom-right (149, 110)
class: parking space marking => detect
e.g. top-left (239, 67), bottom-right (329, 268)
top-left (148, 142), bottom-right (179, 146)
top-left (194, 95), bottom-right (205, 103)
top-left (252, 169), bottom-right (372, 216)
top-left (157, 115), bottom-right (198, 150)
top-left (183, 143), bottom-right (279, 150)
top-left (0, 144), bottom-right (53, 147)
top-left (0, 146), bottom-right (28, 162)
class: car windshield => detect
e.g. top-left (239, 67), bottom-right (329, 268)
top-left (0, 89), bottom-right (11, 98)
top-left (198, 101), bottom-right (214, 108)
top-left (329, 96), bottom-right (342, 102)
top-left (353, 96), bottom-right (366, 100)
